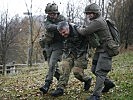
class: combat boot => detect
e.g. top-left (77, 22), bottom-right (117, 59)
top-left (86, 95), bottom-right (100, 100)
top-left (51, 88), bottom-right (64, 97)
top-left (54, 68), bottom-right (60, 81)
top-left (84, 78), bottom-right (92, 91)
top-left (102, 79), bottom-right (115, 93)
top-left (39, 81), bottom-right (51, 94)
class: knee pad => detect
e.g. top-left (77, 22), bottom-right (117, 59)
top-left (73, 72), bottom-right (83, 81)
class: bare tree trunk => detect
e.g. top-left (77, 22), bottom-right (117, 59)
top-left (99, 0), bottom-right (101, 6)
top-left (102, 0), bottom-right (104, 17)
top-left (2, 12), bottom-right (8, 75)
top-left (125, 33), bottom-right (128, 49)
top-left (2, 56), bottom-right (6, 75)
top-left (27, 15), bottom-right (33, 67)
top-left (1, 51), bottom-right (7, 75)
top-left (24, 0), bottom-right (33, 67)
top-left (3, 64), bottom-right (6, 75)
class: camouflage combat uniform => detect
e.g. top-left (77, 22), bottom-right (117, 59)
top-left (51, 22), bottom-right (92, 97)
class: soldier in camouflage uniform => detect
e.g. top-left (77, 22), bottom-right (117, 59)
top-left (51, 21), bottom-right (92, 97)
top-left (39, 3), bottom-right (66, 94)
top-left (78, 3), bottom-right (115, 100)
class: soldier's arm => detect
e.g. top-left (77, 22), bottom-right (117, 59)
top-left (45, 21), bottom-right (58, 32)
top-left (77, 20), bottom-right (104, 35)
top-left (58, 15), bottom-right (66, 21)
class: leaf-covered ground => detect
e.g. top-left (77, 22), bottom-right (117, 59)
top-left (0, 51), bottom-right (133, 100)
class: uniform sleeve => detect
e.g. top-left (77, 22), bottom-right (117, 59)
top-left (78, 20), bottom-right (104, 35)
top-left (45, 21), bottom-right (57, 32)
top-left (58, 15), bottom-right (66, 21)
top-left (44, 15), bottom-right (66, 32)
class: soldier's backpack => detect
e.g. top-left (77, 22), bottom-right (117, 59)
top-left (106, 20), bottom-right (120, 45)
top-left (104, 20), bottom-right (120, 57)
top-left (88, 20), bottom-right (120, 57)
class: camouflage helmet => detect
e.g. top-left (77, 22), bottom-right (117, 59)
top-left (84, 3), bottom-right (101, 14)
top-left (45, 3), bottom-right (59, 14)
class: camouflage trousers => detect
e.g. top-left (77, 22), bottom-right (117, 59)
top-left (57, 53), bottom-right (90, 88)
top-left (91, 51), bottom-right (112, 96)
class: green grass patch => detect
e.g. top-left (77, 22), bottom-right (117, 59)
top-left (0, 51), bottom-right (133, 100)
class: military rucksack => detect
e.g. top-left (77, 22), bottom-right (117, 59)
top-left (106, 20), bottom-right (120, 45)
top-left (87, 20), bottom-right (120, 57)
top-left (104, 20), bottom-right (120, 57)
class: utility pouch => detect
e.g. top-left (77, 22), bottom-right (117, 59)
top-left (44, 32), bottom-right (54, 43)
top-left (104, 39), bottom-right (119, 57)
top-left (88, 33), bottom-right (100, 48)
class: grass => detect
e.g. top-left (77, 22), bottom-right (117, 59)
top-left (0, 51), bottom-right (133, 100)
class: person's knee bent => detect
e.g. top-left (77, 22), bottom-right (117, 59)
top-left (73, 67), bottom-right (83, 81)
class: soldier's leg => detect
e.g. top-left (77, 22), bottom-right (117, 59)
top-left (51, 57), bottom-right (74, 96)
top-left (43, 46), bottom-right (51, 79)
top-left (46, 49), bottom-right (62, 82)
top-left (102, 78), bottom-right (115, 93)
top-left (39, 46), bottom-right (52, 94)
top-left (54, 63), bottom-right (60, 81)
top-left (92, 52), bottom-right (112, 97)
top-left (45, 45), bottom-right (51, 64)
top-left (91, 52), bottom-right (115, 94)
top-left (57, 57), bottom-right (74, 88)
top-left (73, 55), bottom-right (92, 91)
top-left (40, 49), bottom-right (62, 94)
top-left (91, 52), bottom-right (99, 75)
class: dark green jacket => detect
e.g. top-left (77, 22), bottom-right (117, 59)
top-left (63, 24), bottom-right (88, 58)
top-left (78, 16), bottom-right (113, 52)
top-left (44, 14), bottom-right (66, 49)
